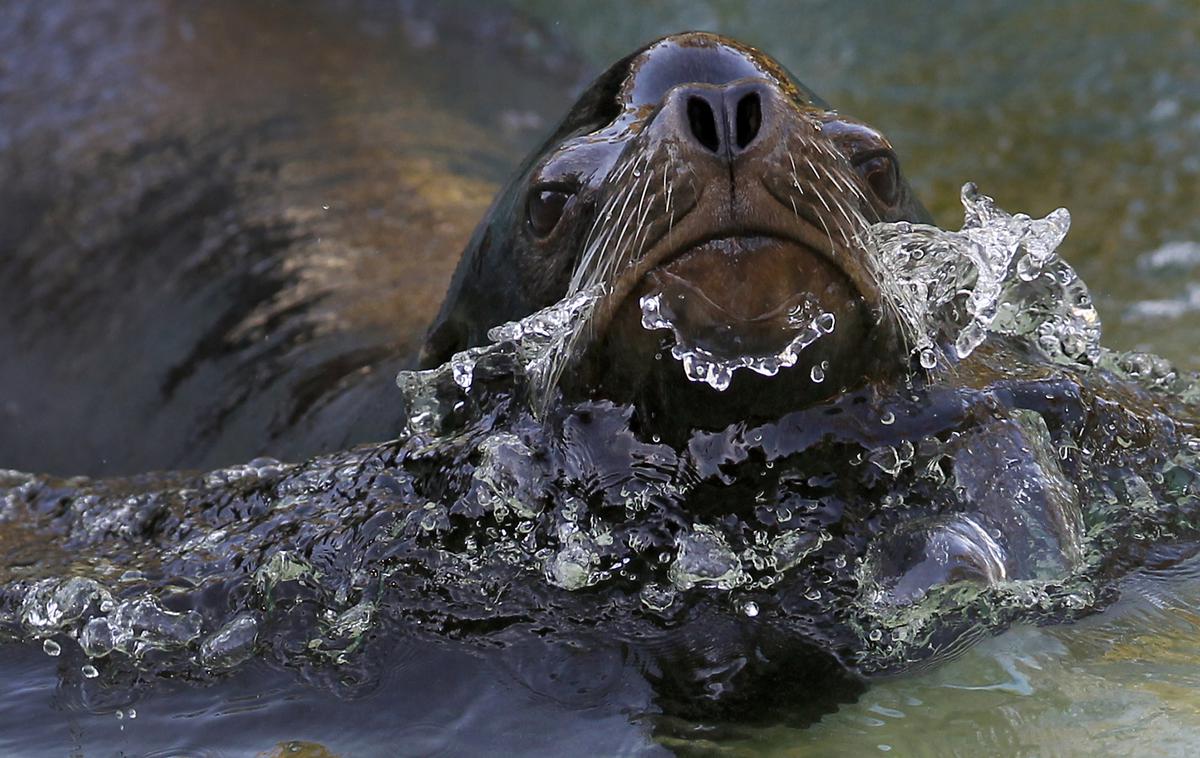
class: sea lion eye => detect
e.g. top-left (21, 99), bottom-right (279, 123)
top-left (855, 152), bottom-right (900, 207)
top-left (527, 185), bottom-right (575, 238)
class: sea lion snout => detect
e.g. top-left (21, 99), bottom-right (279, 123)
top-left (658, 78), bottom-right (775, 160)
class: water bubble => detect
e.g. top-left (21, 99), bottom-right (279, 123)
top-left (450, 356), bottom-right (475, 390)
top-left (639, 583), bottom-right (676, 612)
top-left (919, 348), bottom-right (938, 370)
top-left (669, 526), bottom-right (747, 590)
top-left (42, 639), bottom-right (61, 657)
top-left (544, 540), bottom-right (599, 591)
top-left (880, 411), bottom-right (895, 425)
top-left (868, 445), bottom-right (909, 476)
top-left (81, 665), bottom-right (99, 679)
top-left (201, 614), bottom-right (259, 668)
top-left (743, 601), bottom-right (760, 618)
top-left (810, 362), bottom-right (827, 383)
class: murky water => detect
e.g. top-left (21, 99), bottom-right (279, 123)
top-left (2, 1), bottom-right (1199, 755)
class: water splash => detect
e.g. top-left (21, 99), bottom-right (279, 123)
top-left (872, 183), bottom-right (1099, 369)
top-left (630, 183), bottom-right (1100, 389)
top-left (640, 290), bottom-right (834, 390)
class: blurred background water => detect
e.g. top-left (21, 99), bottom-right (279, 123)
top-left (1, 0), bottom-right (1198, 754)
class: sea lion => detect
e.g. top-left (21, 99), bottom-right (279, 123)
top-left (423, 32), bottom-right (933, 434)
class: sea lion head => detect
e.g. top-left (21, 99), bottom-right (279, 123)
top-left (423, 32), bottom-right (932, 432)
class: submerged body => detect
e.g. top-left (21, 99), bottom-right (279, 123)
top-left (2, 27), bottom-right (1200, 729)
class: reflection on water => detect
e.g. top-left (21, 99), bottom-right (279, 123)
top-left (732, 555), bottom-right (1200, 757)
top-left (1, 0), bottom-right (1199, 755)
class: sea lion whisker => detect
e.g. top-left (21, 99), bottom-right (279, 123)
top-left (630, 181), bottom-right (659, 263)
top-left (814, 198), bottom-right (837, 258)
top-left (805, 157), bottom-right (822, 179)
top-left (574, 184), bottom-right (636, 293)
top-left (574, 190), bottom-right (629, 290)
top-left (832, 196), bottom-right (859, 240)
top-left (815, 187), bottom-right (834, 215)
top-left (665, 180), bottom-right (674, 230)
top-left (609, 171), bottom-right (655, 277)
top-left (632, 168), bottom-right (656, 239)
top-left (818, 165), bottom-right (844, 194)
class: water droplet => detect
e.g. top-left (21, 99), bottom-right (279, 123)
top-left (810, 362), bottom-right (827, 383)
top-left (81, 665), bottom-right (99, 679)
top-left (880, 411), bottom-right (895, 425)
top-left (743, 601), bottom-right (759, 618)
top-left (451, 358), bottom-right (474, 390)
top-left (919, 348), bottom-right (938, 370)
top-left (42, 639), bottom-right (61, 657)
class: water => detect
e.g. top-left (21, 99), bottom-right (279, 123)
top-left (3, 1), bottom-right (1200, 755)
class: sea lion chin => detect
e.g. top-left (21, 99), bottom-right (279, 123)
top-left (423, 31), bottom-right (934, 433)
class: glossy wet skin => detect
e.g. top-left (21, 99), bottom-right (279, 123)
top-left (424, 32), bottom-right (932, 431)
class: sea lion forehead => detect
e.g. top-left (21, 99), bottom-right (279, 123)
top-left (622, 32), bottom-right (824, 111)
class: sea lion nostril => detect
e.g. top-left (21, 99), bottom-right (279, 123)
top-left (735, 92), bottom-right (761, 149)
top-left (686, 96), bottom-right (721, 153)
